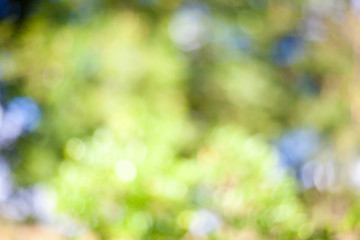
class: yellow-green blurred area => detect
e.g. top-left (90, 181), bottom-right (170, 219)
top-left (1, 0), bottom-right (360, 239)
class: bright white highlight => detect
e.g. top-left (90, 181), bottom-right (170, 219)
top-left (116, 160), bottom-right (137, 182)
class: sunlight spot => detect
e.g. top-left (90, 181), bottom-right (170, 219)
top-left (116, 160), bottom-right (137, 182)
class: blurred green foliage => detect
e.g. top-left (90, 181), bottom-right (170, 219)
top-left (1, 0), bottom-right (360, 239)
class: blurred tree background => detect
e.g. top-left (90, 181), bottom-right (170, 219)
top-left (0, 0), bottom-right (360, 239)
